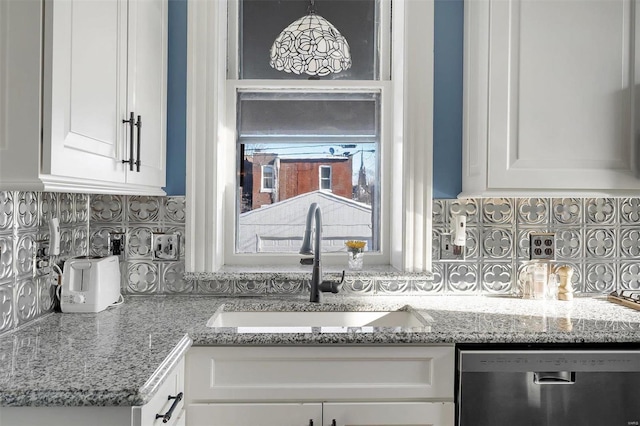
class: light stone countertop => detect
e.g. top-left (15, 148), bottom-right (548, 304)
top-left (0, 294), bottom-right (639, 407)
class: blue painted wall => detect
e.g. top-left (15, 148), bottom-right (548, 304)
top-left (163, 0), bottom-right (464, 198)
top-left (164, 0), bottom-right (187, 196)
top-left (433, 0), bottom-right (463, 199)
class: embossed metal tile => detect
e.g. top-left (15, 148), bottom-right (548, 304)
top-left (15, 278), bottom-right (37, 326)
top-left (128, 196), bottom-right (160, 223)
top-left (0, 282), bottom-right (14, 334)
top-left (585, 198), bottom-right (616, 225)
top-left (449, 198), bottom-right (479, 224)
top-left (481, 198), bottom-right (513, 225)
top-left (446, 263), bottom-right (478, 293)
top-left (481, 228), bottom-right (513, 259)
top-left (16, 192), bottom-right (38, 229)
top-left (517, 198), bottom-right (549, 225)
top-left (128, 226), bottom-right (154, 258)
top-left (38, 192), bottom-right (57, 227)
top-left (377, 278), bottom-right (410, 294)
top-left (585, 262), bottom-right (616, 293)
top-left (74, 193), bottom-right (89, 224)
top-left (481, 263), bottom-right (513, 294)
top-left (14, 233), bottom-right (35, 277)
top-left (619, 262), bottom-right (640, 290)
top-left (552, 198), bottom-right (582, 225)
top-left (342, 277), bottom-right (374, 294)
top-left (0, 192), bottom-right (13, 231)
top-left (585, 228), bottom-right (616, 258)
top-left (126, 261), bottom-right (159, 294)
top-left (620, 228), bottom-right (640, 258)
top-left (89, 226), bottom-right (119, 257)
top-left (432, 199), bottom-right (446, 225)
top-left (58, 193), bottom-right (74, 225)
top-left (163, 197), bottom-right (186, 224)
top-left (554, 228), bottom-right (582, 259)
top-left (620, 198), bottom-right (640, 224)
top-left (235, 280), bottom-right (268, 294)
top-left (37, 275), bottom-right (54, 314)
top-left (269, 280), bottom-right (304, 295)
top-left (0, 235), bottom-right (13, 281)
top-left (197, 280), bottom-right (234, 294)
top-left (160, 262), bottom-right (192, 293)
top-left (90, 194), bottom-right (124, 223)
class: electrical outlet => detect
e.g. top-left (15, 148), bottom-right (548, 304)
top-left (108, 232), bottom-right (126, 258)
top-left (33, 239), bottom-right (51, 276)
top-left (152, 233), bottom-right (180, 261)
top-left (440, 233), bottom-right (465, 261)
top-left (529, 232), bottom-right (555, 261)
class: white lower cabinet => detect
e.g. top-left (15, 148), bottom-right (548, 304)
top-left (185, 346), bottom-right (455, 426)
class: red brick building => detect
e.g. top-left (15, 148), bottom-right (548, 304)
top-left (245, 153), bottom-right (353, 211)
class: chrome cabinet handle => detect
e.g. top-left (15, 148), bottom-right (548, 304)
top-left (155, 391), bottom-right (183, 423)
top-left (122, 112), bottom-right (135, 171)
top-left (135, 114), bottom-right (142, 172)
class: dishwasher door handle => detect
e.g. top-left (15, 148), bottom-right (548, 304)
top-left (534, 371), bottom-right (575, 384)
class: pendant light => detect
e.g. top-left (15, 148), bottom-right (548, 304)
top-left (269, 0), bottom-right (352, 77)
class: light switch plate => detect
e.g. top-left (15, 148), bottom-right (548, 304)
top-left (152, 233), bottom-right (180, 261)
top-left (440, 233), bottom-right (465, 261)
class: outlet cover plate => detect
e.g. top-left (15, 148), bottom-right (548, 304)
top-left (440, 233), bottom-right (465, 261)
top-left (529, 232), bottom-right (556, 261)
top-left (108, 232), bottom-right (126, 259)
top-left (152, 233), bottom-right (180, 261)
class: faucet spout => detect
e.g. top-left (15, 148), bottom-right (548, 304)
top-left (300, 203), bottom-right (345, 303)
top-left (300, 203), bottom-right (323, 302)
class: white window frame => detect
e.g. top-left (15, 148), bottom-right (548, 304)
top-left (260, 164), bottom-right (275, 192)
top-left (319, 165), bottom-right (332, 191)
top-left (186, 0), bottom-right (434, 273)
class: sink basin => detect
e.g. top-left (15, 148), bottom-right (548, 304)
top-left (207, 310), bottom-right (427, 330)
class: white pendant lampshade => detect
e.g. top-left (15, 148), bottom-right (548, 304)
top-left (269, 2), bottom-right (351, 77)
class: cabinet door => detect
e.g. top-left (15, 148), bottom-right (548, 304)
top-left (187, 402), bottom-right (322, 426)
top-left (464, 0), bottom-right (640, 195)
top-left (323, 402), bottom-right (454, 426)
top-left (43, 0), bottom-right (127, 183)
top-left (125, 0), bottom-right (167, 188)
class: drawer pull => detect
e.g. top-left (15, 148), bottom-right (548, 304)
top-left (155, 391), bottom-right (183, 423)
top-left (331, 420), bottom-right (337, 426)
top-left (309, 421), bottom-right (313, 426)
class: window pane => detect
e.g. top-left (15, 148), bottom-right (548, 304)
top-left (238, 92), bottom-right (378, 140)
top-left (237, 92), bottom-right (380, 254)
top-left (240, 0), bottom-right (379, 80)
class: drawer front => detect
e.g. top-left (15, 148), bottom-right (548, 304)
top-left (187, 346), bottom-right (454, 402)
top-left (187, 402), bottom-right (322, 426)
top-left (136, 358), bottom-right (185, 426)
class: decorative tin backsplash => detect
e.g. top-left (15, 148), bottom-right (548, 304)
top-left (89, 195), bottom-right (188, 295)
top-left (432, 198), bottom-right (640, 295)
top-left (0, 191), bottom-right (89, 335)
top-left (3, 193), bottom-right (638, 335)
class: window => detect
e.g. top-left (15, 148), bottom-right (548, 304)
top-left (319, 166), bottom-right (332, 191)
top-left (261, 165), bottom-right (275, 192)
top-left (187, 0), bottom-right (434, 272)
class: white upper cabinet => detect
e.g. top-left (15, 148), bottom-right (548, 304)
top-left (462, 0), bottom-right (640, 197)
top-left (0, 0), bottom-right (166, 195)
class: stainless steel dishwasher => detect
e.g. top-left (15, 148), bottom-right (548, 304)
top-left (457, 347), bottom-right (640, 426)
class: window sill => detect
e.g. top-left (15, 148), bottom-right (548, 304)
top-left (184, 264), bottom-right (434, 283)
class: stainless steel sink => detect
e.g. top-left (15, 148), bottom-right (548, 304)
top-left (206, 310), bottom-right (428, 331)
